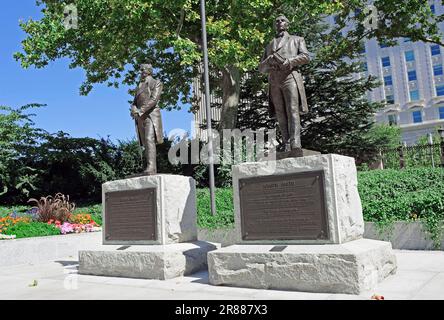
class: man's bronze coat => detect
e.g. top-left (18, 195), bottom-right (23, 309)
top-left (132, 74), bottom-right (163, 174)
top-left (133, 75), bottom-right (164, 146)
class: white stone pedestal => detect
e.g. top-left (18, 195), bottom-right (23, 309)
top-left (207, 154), bottom-right (397, 294)
top-left (208, 239), bottom-right (397, 294)
top-left (79, 174), bottom-right (221, 280)
top-left (232, 154), bottom-right (364, 244)
top-left (102, 174), bottom-right (197, 245)
top-left (79, 241), bottom-right (220, 280)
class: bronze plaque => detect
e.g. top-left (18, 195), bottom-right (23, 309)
top-left (239, 171), bottom-right (328, 241)
top-left (105, 188), bottom-right (157, 241)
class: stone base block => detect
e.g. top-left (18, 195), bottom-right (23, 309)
top-left (276, 148), bottom-right (321, 160)
top-left (102, 174), bottom-right (197, 245)
top-left (79, 241), bottom-right (220, 280)
top-left (232, 154), bottom-right (365, 244)
top-left (208, 239), bottom-right (397, 294)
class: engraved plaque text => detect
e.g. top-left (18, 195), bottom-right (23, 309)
top-left (105, 188), bottom-right (157, 241)
top-left (239, 171), bottom-right (328, 241)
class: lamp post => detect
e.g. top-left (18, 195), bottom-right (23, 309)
top-left (200, 0), bottom-right (217, 216)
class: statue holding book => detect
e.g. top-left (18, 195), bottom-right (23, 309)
top-left (259, 15), bottom-right (310, 154)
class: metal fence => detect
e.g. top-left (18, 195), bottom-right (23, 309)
top-left (380, 142), bottom-right (444, 170)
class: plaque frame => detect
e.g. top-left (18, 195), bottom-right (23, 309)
top-left (104, 187), bottom-right (158, 245)
top-left (238, 170), bottom-right (330, 243)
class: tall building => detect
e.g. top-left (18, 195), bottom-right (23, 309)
top-left (358, 1), bottom-right (444, 144)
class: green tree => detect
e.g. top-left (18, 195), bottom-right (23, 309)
top-left (16, 1), bottom-right (442, 130)
top-left (417, 128), bottom-right (443, 145)
top-left (0, 104), bottom-right (45, 202)
top-left (364, 124), bottom-right (401, 149)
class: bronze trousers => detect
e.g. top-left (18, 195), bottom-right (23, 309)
top-left (140, 117), bottom-right (157, 174)
top-left (269, 76), bottom-right (301, 149)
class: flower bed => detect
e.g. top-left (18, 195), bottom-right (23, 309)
top-left (0, 210), bottom-right (101, 240)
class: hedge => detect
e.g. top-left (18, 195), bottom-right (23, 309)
top-left (197, 167), bottom-right (444, 246)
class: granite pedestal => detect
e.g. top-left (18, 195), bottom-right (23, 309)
top-left (80, 241), bottom-right (219, 280)
top-left (207, 154), bottom-right (397, 294)
top-left (79, 175), bottom-right (219, 279)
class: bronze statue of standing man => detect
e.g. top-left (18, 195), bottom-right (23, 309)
top-left (259, 15), bottom-right (310, 154)
top-left (131, 64), bottom-right (164, 175)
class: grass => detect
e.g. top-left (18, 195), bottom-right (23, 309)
top-left (2, 222), bottom-right (60, 239)
top-left (196, 188), bottom-right (234, 229)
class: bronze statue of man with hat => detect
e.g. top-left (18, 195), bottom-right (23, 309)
top-left (259, 15), bottom-right (310, 154)
top-left (130, 63), bottom-right (164, 175)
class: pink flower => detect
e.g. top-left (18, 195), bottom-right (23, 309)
top-left (60, 222), bottom-right (74, 235)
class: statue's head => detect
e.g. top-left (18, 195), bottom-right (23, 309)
top-left (275, 15), bottom-right (289, 33)
top-left (140, 63), bottom-right (153, 79)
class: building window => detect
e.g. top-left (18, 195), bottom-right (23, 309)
top-left (384, 75), bottom-right (393, 86)
top-left (408, 70), bottom-right (417, 81)
top-left (388, 114), bottom-right (398, 126)
top-left (405, 50), bottom-right (415, 62)
top-left (439, 106), bottom-right (444, 119)
top-left (431, 45), bottom-right (441, 56)
top-left (433, 64), bottom-right (443, 76)
top-left (379, 42), bottom-right (389, 48)
top-left (360, 61), bottom-right (368, 72)
top-left (410, 90), bottom-right (420, 101)
top-left (431, 4), bottom-right (436, 14)
top-left (412, 110), bottom-right (423, 123)
top-left (404, 37), bottom-right (411, 43)
top-left (436, 85), bottom-right (444, 96)
top-left (381, 56), bottom-right (391, 67)
top-left (386, 94), bottom-right (395, 104)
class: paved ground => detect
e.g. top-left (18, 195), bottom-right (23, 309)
top-left (0, 249), bottom-right (443, 300)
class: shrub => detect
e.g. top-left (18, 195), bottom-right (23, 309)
top-left (196, 168), bottom-right (444, 247)
top-left (28, 193), bottom-right (76, 223)
top-left (358, 167), bottom-right (444, 248)
top-left (0, 104), bottom-right (45, 203)
top-left (196, 188), bottom-right (234, 229)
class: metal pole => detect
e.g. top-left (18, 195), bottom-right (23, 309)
top-left (200, 0), bottom-right (217, 216)
top-left (428, 133), bottom-right (435, 168)
top-left (438, 128), bottom-right (444, 168)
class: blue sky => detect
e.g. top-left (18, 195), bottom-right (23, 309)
top-left (0, 0), bottom-right (193, 142)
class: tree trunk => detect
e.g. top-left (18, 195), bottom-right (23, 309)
top-left (218, 65), bottom-right (240, 130)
